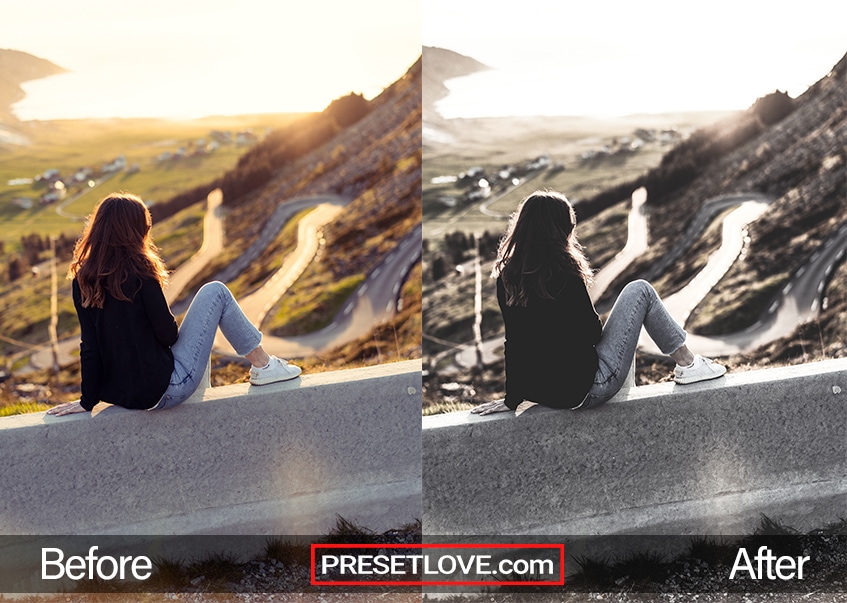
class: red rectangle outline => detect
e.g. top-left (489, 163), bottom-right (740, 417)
top-left (310, 543), bottom-right (565, 586)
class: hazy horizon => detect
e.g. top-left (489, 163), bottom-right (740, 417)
top-left (6, 0), bottom-right (421, 121)
top-left (425, 0), bottom-right (846, 118)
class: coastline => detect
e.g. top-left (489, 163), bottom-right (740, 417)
top-left (0, 49), bottom-right (66, 123)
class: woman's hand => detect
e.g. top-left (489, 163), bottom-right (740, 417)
top-left (470, 399), bottom-right (511, 416)
top-left (46, 400), bottom-right (87, 416)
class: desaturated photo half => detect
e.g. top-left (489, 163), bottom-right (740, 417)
top-left (422, 0), bottom-right (846, 596)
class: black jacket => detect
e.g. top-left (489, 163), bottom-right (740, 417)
top-left (497, 275), bottom-right (602, 410)
top-left (73, 277), bottom-right (178, 411)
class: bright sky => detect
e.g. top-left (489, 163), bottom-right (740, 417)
top-left (424, 0), bottom-right (847, 117)
top-left (4, 0), bottom-right (421, 119)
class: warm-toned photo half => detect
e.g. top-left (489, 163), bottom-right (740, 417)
top-left (0, 1), bottom-right (422, 598)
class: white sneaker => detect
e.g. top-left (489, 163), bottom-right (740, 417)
top-left (250, 356), bottom-right (302, 385)
top-left (674, 355), bottom-right (726, 384)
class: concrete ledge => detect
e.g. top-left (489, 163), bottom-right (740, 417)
top-left (423, 358), bottom-right (847, 535)
top-left (1, 360), bottom-right (422, 535)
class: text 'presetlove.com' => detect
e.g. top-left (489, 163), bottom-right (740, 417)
top-left (310, 543), bottom-right (565, 586)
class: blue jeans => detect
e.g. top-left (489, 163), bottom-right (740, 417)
top-left (150, 281), bottom-right (262, 410)
top-left (580, 280), bottom-right (686, 409)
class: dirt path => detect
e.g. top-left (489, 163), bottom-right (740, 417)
top-left (165, 189), bottom-right (224, 304)
top-left (245, 223), bottom-right (421, 359)
top-left (590, 187), bottom-right (648, 302)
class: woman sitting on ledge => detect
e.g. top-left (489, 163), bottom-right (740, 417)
top-left (48, 193), bottom-right (300, 417)
top-left (472, 190), bottom-right (725, 416)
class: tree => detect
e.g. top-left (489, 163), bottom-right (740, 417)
top-left (8, 255), bottom-right (25, 282)
top-left (20, 233), bottom-right (46, 265)
top-left (431, 255), bottom-right (447, 281)
top-left (325, 93), bottom-right (370, 128)
top-left (752, 90), bottom-right (796, 126)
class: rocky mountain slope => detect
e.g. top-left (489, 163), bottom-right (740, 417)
top-left (608, 51), bottom-right (844, 369)
top-left (626, 54), bottom-right (844, 284)
top-left (224, 59), bottom-right (421, 286)
top-left (195, 58), bottom-right (423, 368)
top-left (601, 53), bottom-right (845, 353)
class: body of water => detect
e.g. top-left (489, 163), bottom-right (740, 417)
top-left (432, 49), bottom-right (837, 120)
top-left (12, 62), bottom-right (305, 121)
top-left (435, 63), bottom-right (749, 120)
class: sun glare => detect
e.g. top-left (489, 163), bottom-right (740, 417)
top-left (6, 0), bottom-right (421, 120)
top-left (425, 0), bottom-right (847, 117)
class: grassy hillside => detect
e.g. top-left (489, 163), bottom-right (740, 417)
top-left (0, 198), bottom-right (206, 360)
top-left (0, 114), bottom-right (305, 251)
top-left (0, 113), bottom-right (303, 363)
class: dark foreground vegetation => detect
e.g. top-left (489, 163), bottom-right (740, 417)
top-left (420, 519), bottom-right (846, 602)
top-left (2, 517), bottom-right (421, 598)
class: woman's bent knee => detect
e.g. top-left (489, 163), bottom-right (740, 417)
top-left (199, 280), bottom-right (226, 292)
top-left (621, 279), bottom-right (653, 299)
top-left (196, 280), bottom-right (228, 300)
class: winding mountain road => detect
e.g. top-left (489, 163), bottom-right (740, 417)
top-left (29, 189), bottom-right (420, 369)
top-left (453, 190), bottom-right (845, 367)
top-left (250, 223), bottom-right (422, 358)
top-left (215, 197), bottom-right (346, 335)
top-left (590, 187), bottom-right (649, 303)
top-left (664, 220), bottom-right (847, 357)
top-left (165, 189), bottom-right (224, 304)
top-left (640, 193), bottom-right (773, 284)
top-left (656, 198), bottom-right (771, 327)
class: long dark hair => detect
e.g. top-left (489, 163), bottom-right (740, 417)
top-left (493, 190), bottom-right (593, 306)
top-left (68, 193), bottom-right (169, 308)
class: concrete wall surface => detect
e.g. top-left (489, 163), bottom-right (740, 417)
top-left (423, 358), bottom-right (846, 535)
top-left (1, 360), bottom-right (422, 536)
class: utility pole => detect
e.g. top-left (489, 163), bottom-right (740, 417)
top-left (472, 233), bottom-right (484, 372)
top-left (49, 236), bottom-right (60, 375)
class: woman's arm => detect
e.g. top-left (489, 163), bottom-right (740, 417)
top-left (569, 277), bottom-right (603, 344)
top-left (73, 280), bottom-right (101, 412)
top-left (140, 278), bottom-right (178, 347)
